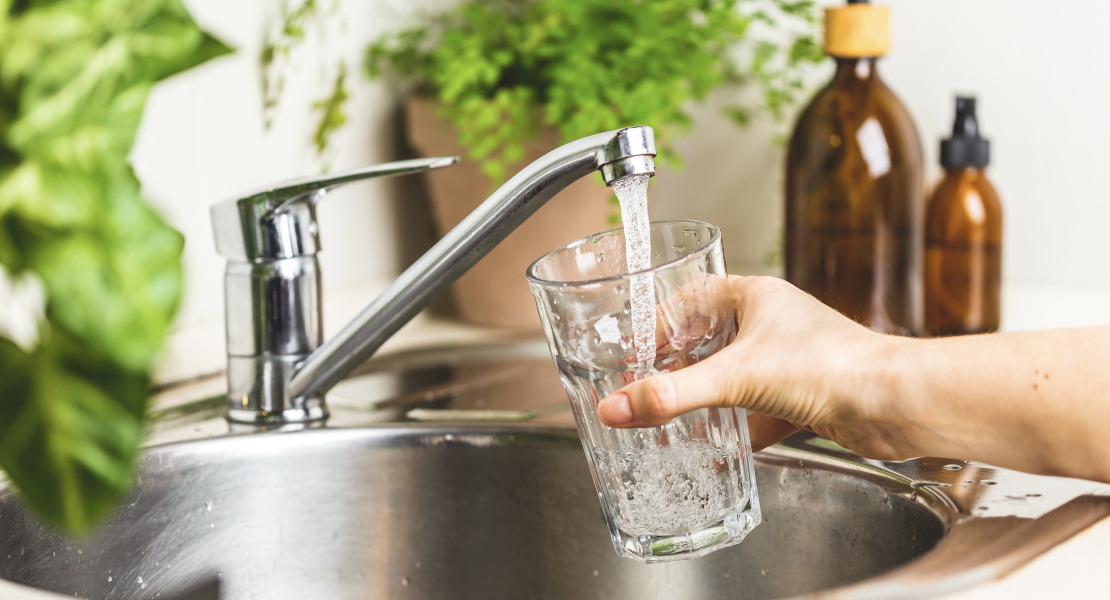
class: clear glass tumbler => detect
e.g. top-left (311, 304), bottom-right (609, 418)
top-left (527, 220), bottom-right (761, 562)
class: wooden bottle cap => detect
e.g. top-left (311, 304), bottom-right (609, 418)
top-left (824, 4), bottom-right (891, 58)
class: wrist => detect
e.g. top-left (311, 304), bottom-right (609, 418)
top-left (849, 333), bottom-right (933, 461)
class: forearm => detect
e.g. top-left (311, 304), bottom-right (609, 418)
top-left (884, 327), bottom-right (1110, 482)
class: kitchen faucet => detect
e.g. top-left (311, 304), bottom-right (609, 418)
top-left (210, 126), bottom-right (656, 424)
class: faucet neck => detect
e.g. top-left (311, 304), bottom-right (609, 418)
top-left (284, 127), bottom-right (657, 409)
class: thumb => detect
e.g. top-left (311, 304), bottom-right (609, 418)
top-left (597, 351), bottom-right (736, 428)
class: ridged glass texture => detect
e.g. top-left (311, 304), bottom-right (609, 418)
top-left (527, 220), bottom-right (761, 562)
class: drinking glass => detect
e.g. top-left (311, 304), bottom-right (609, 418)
top-left (527, 220), bottom-right (761, 562)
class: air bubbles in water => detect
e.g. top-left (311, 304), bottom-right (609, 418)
top-left (610, 174), bottom-right (656, 373)
top-left (596, 439), bottom-right (740, 532)
top-left (942, 464), bottom-right (962, 471)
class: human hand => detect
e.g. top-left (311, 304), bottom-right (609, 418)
top-left (597, 276), bottom-right (915, 461)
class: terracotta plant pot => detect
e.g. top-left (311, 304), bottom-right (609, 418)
top-left (405, 95), bottom-right (613, 330)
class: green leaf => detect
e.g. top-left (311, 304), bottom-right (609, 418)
top-left (0, 329), bottom-right (147, 534)
top-left (312, 61), bottom-right (349, 160)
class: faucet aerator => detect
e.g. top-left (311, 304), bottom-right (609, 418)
top-left (601, 155), bottom-right (656, 186)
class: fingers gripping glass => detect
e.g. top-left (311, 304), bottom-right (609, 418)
top-left (527, 220), bottom-right (761, 562)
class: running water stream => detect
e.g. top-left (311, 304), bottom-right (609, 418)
top-left (610, 174), bottom-right (656, 374)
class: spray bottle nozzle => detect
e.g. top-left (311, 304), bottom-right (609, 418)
top-left (941, 95), bottom-right (990, 169)
top-left (953, 96), bottom-right (980, 138)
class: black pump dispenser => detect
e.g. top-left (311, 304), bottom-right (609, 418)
top-left (940, 96), bottom-right (990, 169)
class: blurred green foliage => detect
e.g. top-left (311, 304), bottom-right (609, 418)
top-left (366, 0), bottom-right (823, 183)
top-left (0, 0), bottom-right (228, 534)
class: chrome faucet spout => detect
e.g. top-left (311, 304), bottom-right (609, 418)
top-left (288, 126), bottom-right (656, 407)
top-left (213, 126), bottom-right (655, 425)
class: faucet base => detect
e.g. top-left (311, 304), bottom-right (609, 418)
top-left (226, 399), bottom-right (329, 426)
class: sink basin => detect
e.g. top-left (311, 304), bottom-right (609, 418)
top-left (0, 340), bottom-right (1106, 600)
top-left (0, 428), bottom-right (946, 600)
top-left (0, 425), bottom-right (945, 598)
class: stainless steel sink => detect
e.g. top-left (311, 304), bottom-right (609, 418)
top-left (0, 340), bottom-right (1107, 600)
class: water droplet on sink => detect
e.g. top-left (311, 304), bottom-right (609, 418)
top-left (761, 569), bottom-right (768, 576)
top-left (210, 523), bottom-right (215, 528)
top-left (980, 480), bottom-right (998, 486)
top-left (205, 501), bottom-right (213, 512)
top-left (592, 570), bottom-right (598, 577)
top-left (597, 252), bottom-right (605, 263)
top-left (76, 549), bottom-right (82, 555)
top-left (401, 578), bottom-right (409, 586)
top-left (1027, 493), bottom-right (1042, 498)
top-left (136, 577), bottom-right (143, 584)
top-left (107, 577), bottom-right (112, 582)
top-left (216, 572), bottom-right (222, 579)
top-left (942, 464), bottom-right (962, 471)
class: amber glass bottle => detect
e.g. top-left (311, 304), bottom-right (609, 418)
top-left (785, 1), bottom-right (924, 335)
top-left (925, 97), bottom-right (1002, 336)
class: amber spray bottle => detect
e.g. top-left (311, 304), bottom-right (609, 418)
top-left (785, 0), bottom-right (924, 335)
top-left (925, 97), bottom-right (1002, 336)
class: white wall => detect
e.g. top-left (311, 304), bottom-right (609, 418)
top-left (138, 0), bottom-right (1110, 382)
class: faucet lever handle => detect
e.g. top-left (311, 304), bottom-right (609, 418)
top-left (267, 157), bottom-right (460, 216)
top-left (211, 156), bottom-right (459, 261)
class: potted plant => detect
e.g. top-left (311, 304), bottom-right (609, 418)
top-left (367, 0), bottom-right (821, 329)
